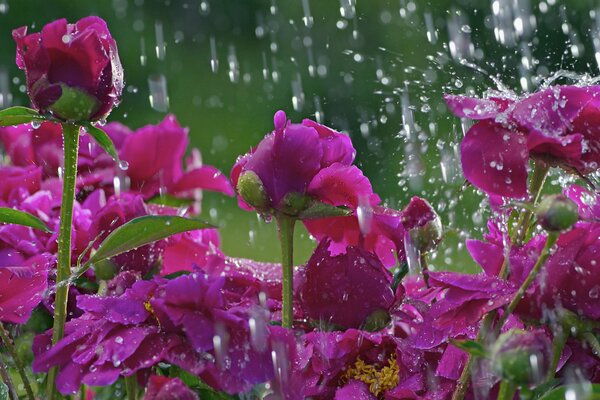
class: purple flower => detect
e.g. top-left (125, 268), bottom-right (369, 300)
top-left (0, 166), bottom-right (42, 204)
top-left (298, 239), bottom-right (395, 330)
top-left (112, 115), bottom-right (233, 199)
top-left (291, 329), bottom-right (451, 399)
top-left (231, 110), bottom-right (377, 216)
top-left (304, 196), bottom-right (438, 268)
top-left (445, 86), bottom-right (600, 198)
top-left (412, 272), bottom-right (515, 349)
top-left (13, 17), bottom-right (123, 121)
top-left (0, 253), bottom-right (51, 324)
top-left (564, 185), bottom-right (600, 222)
top-left (143, 376), bottom-right (198, 400)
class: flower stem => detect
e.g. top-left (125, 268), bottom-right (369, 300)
top-left (0, 353), bottom-right (18, 400)
top-left (0, 322), bottom-right (34, 400)
top-left (276, 214), bottom-right (296, 329)
top-left (47, 123), bottom-right (80, 399)
top-left (584, 332), bottom-right (600, 359)
top-left (419, 253), bottom-right (430, 288)
top-left (513, 161), bottom-right (550, 245)
top-left (497, 380), bottom-right (517, 400)
top-left (546, 327), bottom-right (567, 383)
top-left (125, 374), bottom-right (138, 400)
top-left (453, 161), bottom-right (550, 400)
top-left (497, 232), bottom-right (559, 330)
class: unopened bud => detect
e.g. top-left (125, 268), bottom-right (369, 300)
top-left (237, 171), bottom-right (270, 211)
top-left (536, 194), bottom-right (578, 232)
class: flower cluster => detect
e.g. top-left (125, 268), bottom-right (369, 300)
top-left (1, 15), bottom-right (599, 400)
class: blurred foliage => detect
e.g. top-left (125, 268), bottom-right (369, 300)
top-left (0, 0), bottom-right (597, 270)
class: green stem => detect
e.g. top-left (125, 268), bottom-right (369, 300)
top-left (47, 123), bottom-right (80, 400)
top-left (497, 380), bottom-right (517, 400)
top-left (546, 328), bottom-right (568, 383)
top-left (584, 332), bottom-right (600, 359)
top-left (0, 349), bottom-right (18, 400)
top-left (276, 214), bottom-right (296, 329)
top-left (453, 161), bottom-right (550, 400)
top-left (0, 322), bottom-right (34, 400)
top-left (452, 313), bottom-right (495, 400)
top-left (497, 232), bottom-right (559, 330)
top-left (513, 161), bottom-right (550, 246)
top-left (419, 253), bottom-right (430, 288)
top-left (125, 374), bottom-right (138, 400)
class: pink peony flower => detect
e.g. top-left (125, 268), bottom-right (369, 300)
top-left (445, 86), bottom-right (600, 198)
top-left (13, 17), bottom-right (123, 121)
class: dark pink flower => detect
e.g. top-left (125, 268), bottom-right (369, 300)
top-left (445, 86), bottom-right (600, 198)
top-left (299, 240), bottom-right (395, 329)
top-left (564, 185), bottom-right (600, 222)
top-left (109, 115), bottom-right (233, 199)
top-left (231, 110), bottom-right (377, 216)
top-left (304, 196), bottom-right (438, 268)
top-left (13, 17), bottom-right (123, 121)
top-left (0, 166), bottom-right (42, 204)
top-left (0, 253), bottom-right (51, 324)
top-left (143, 376), bottom-right (198, 400)
top-left (291, 329), bottom-right (450, 399)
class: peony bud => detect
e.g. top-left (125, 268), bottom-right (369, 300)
top-left (13, 17), bottom-right (123, 122)
top-left (236, 170), bottom-right (270, 211)
top-left (536, 194), bottom-right (579, 232)
top-left (491, 329), bottom-right (551, 386)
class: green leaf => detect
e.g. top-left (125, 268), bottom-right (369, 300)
top-left (85, 123), bottom-right (120, 163)
top-left (87, 215), bottom-right (214, 265)
top-left (0, 381), bottom-right (8, 400)
top-left (0, 106), bottom-right (47, 127)
top-left (0, 207), bottom-right (51, 232)
top-left (148, 194), bottom-right (195, 208)
top-left (450, 339), bottom-right (488, 358)
top-left (538, 384), bottom-right (600, 400)
top-left (298, 201), bottom-right (352, 220)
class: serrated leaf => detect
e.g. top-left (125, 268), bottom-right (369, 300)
top-left (298, 201), bottom-right (352, 220)
top-left (87, 215), bottom-right (213, 265)
top-left (85, 123), bottom-right (120, 163)
top-left (537, 384), bottom-right (600, 400)
top-left (0, 207), bottom-right (52, 232)
top-left (0, 106), bottom-right (46, 126)
top-left (450, 339), bottom-right (488, 358)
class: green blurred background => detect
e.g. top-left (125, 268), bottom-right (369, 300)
top-left (1, 0), bottom-right (598, 270)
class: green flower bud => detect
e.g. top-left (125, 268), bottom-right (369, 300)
top-left (536, 194), bottom-right (579, 232)
top-left (48, 84), bottom-right (100, 121)
top-left (408, 216), bottom-right (443, 253)
top-left (237, 171), bottom-right (270, 211)
top-left (491, 329), bottom-right (550, 387)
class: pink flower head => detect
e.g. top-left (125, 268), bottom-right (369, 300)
top-left (13, 17), bottom-right (123, 121)
top-left (231, 110), bottom-right (377, 216)
top-left (445, 86), bottom-right (600, 198)
top-left (0, 253), bottom-right (52, 324)
top-left (108, 115), bottom-right (233, 199)
top-left (299, 239), bottom-right (395, 330)
top-left (304, 196), bottom-right (439, 268)
top-left (143, 376), bottom-right (198, 400)
top-left (564, 185), bottom-right (600, 222)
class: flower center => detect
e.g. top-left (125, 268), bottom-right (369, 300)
top-left (144, 300), bottom-right (161, 327)
top-left (343, 355), bottom-right (399, 396)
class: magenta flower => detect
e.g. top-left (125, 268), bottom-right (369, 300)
top-left (108, 115), bottom-right (233, 199)
top-left (143, 376), bottom-right (198, 400)
top-left (13, 17), bottom-right (123, 121)
top-left (231, 110), bottom-right (377, 217)
top-left (564, 185), bottom-right (600, 222)
top-left (298, 239), bottom-right (395, 330)
top-left (445, 86), bottom-right (600, 198)
top-left (305, 196), bottom-right (439, 268)
top-left (0, 253), bottom-right (51, 324)
top-left (292, 329), bottom-right (451, 399)
top-left (0, 166), bottom-right (42, 204)
top-left (517, 222), bottom-right (600, 322)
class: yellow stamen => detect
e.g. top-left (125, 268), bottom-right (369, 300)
top-left (344, 355), bottom-right (400, 397)
top-left (144, 300), bottom-right (161, 328)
